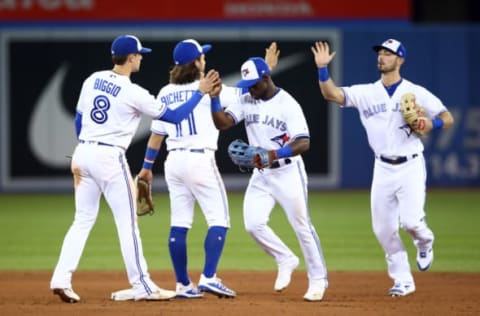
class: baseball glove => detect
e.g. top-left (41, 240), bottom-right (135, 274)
top-left (400, 92), bottom-right (427, 136)
top-left (135, 176), bottom-right (154, 216)
top-left (228, 139), bottom-right (270, 171)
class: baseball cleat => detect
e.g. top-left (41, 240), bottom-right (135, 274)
top-left (388, 282), bottom-right (416, 297)
top-left (303, 279), bottom-right (327, 301)
top-left (53, 288), bottom-right (80, 303)
top-left (111, 288), bottom-right (135, 301)
top-left (274, 256), bottom-right (299, 292)
top-left (198, 274), bottom-right (236, 298)
top-left (417, 248), bottom-right (434, 271)
top-left (176, 282), bottom-right (204, 299)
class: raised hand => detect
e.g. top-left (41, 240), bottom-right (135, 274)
top-left (311, 41), bottom-right (337, 68)
top-left (265, 41), bottom-right (280, 71)
top-left (198, 69), bottom-right (221, 95)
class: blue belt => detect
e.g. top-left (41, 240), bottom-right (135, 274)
top-left (171, 148), bottom-right (205, 153)
top-left (270, 158), bottom-right (292, 169)
top-left (379, 154), bottom-right (418, 165)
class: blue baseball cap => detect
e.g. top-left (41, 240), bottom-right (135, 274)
top-left (236, 57), bottom-right (271, 88)
top-left (373, 38), bottom-right (407, 59)
top-left (173, 39), bottom-right (212, 65)
top-left (111, 35), bottom-right (152, 56)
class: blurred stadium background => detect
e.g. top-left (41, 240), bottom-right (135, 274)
top-left (0, 0), bottom-right (479, 193)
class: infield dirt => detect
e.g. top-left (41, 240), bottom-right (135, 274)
top-left (0, 271), bottom-right (478, 315)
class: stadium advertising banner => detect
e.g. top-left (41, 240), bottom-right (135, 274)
top-left (0, 28), bottom-right (341, 192)
top-left (0, 0), bottom-right (411, 21)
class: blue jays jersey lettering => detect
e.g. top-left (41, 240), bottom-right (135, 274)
top-left (226, 88), bottom-right (309, 150)
top-left (342, 78), bottom-right (446, 157)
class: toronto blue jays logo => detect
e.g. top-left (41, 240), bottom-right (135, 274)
top-left (242, 68), bottom-right (250, 77)
top-left (399, 124), bottom-right (414, 137)
top-left (271, 133), bottom-right (290, 147)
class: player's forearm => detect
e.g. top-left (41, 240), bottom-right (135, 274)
top-left (160, 90), bottom-right (204, 123)
top-left (317, 66), bottom-right (345, 105)
top-left (437, 111), bottom-right (454, 129)
top-left (319, 80), bottom-right (345, 105)
top-left (211, 111), bottom-right (234, 130)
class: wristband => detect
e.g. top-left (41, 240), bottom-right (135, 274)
top-left (432, 117), bottom-right (444, 130)
top-left (142, 160), bottom-right (154, 170)
top-left (211, 96), bottom-right (222, 113)
top-left (143, 147), bottom-right (159, 170)
top-left (276, 146), bottom-right (293, 159)
top-left (317, 67), bottom-right (329, 82)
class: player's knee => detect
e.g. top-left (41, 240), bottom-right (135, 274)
top-left (244, 220), bottom-right (265, 236)
top-left (400, 217), bottom-right (424, 233)
top-left (372, 225), bottom-right (397, 241)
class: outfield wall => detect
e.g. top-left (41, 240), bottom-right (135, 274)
top-left (0, 24), bottom-right (478, 191)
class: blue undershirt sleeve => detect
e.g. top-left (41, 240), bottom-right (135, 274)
top-left (160, 90), bottom-right (203, 123)
top-left (74, 111), bottom-right (82, 138)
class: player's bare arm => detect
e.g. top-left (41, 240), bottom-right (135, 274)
top-left (257, 137), bottom-right (310, 167)
top-left (138, 133), bottom-right (165, 183)
top-left (211, 110), bottom-right (235, 130)
top-left (288, 137), bottom-right (310, 155)
top-left (311, 41), bottom-right (345, 105)
top-left (416, 110), bottom-right (454, 134)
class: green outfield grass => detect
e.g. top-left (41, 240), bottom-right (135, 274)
top-left (0, 189), bottom-right (479, 272)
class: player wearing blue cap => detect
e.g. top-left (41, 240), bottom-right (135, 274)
top-left (137, 40), bottom-right (280, 299)
top-left (50, 35), bottom-right (220, 303)
top-left (311, 38), bottom-right (454, 296)
top-left (210, 55), bottom-right (329, 302)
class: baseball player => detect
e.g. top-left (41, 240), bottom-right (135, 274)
top-left (49, 34), bottom-right (220, 303)
top-left (137, 40), bottom-right (280, 299)
top-left (311, 39), bottom-right (454, 296)
top-left (137, 39), bottom-right (236, 299)
top-left (210, 56), bottom-right (328, 301)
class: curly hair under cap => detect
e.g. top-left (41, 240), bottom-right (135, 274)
top-left (169, 62), bottom-right (201, 84)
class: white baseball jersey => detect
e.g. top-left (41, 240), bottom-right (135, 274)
top-left (225, 88), bottom-right (328, 288)
top-left (342, 78), bottom-right (447, 157)
top-left (77, 70), bottom-right (166, 149)
top-left (151, 83), bottom-right (239, 150)
top-left (151, 82), bottom-right (237, 229)
top-left (226, 88), bottom-right (310, 149)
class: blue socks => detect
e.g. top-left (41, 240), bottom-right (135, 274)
top-left (169, 226), bottom-right (228, 283)
top-left (203, 226), bottom-right (228, 278)
top-left (168, 226), bottom-right (189, 285)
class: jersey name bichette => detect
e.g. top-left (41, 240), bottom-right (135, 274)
top-left (151, 83), bottom-right (240, 151)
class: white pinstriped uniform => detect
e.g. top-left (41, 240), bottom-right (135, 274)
top-left (50, 70), bottom-right (167, 297)
top-left (225, 88), bottom-right (328, 286)
top-left (342, 78), bottom-right (447, 284)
